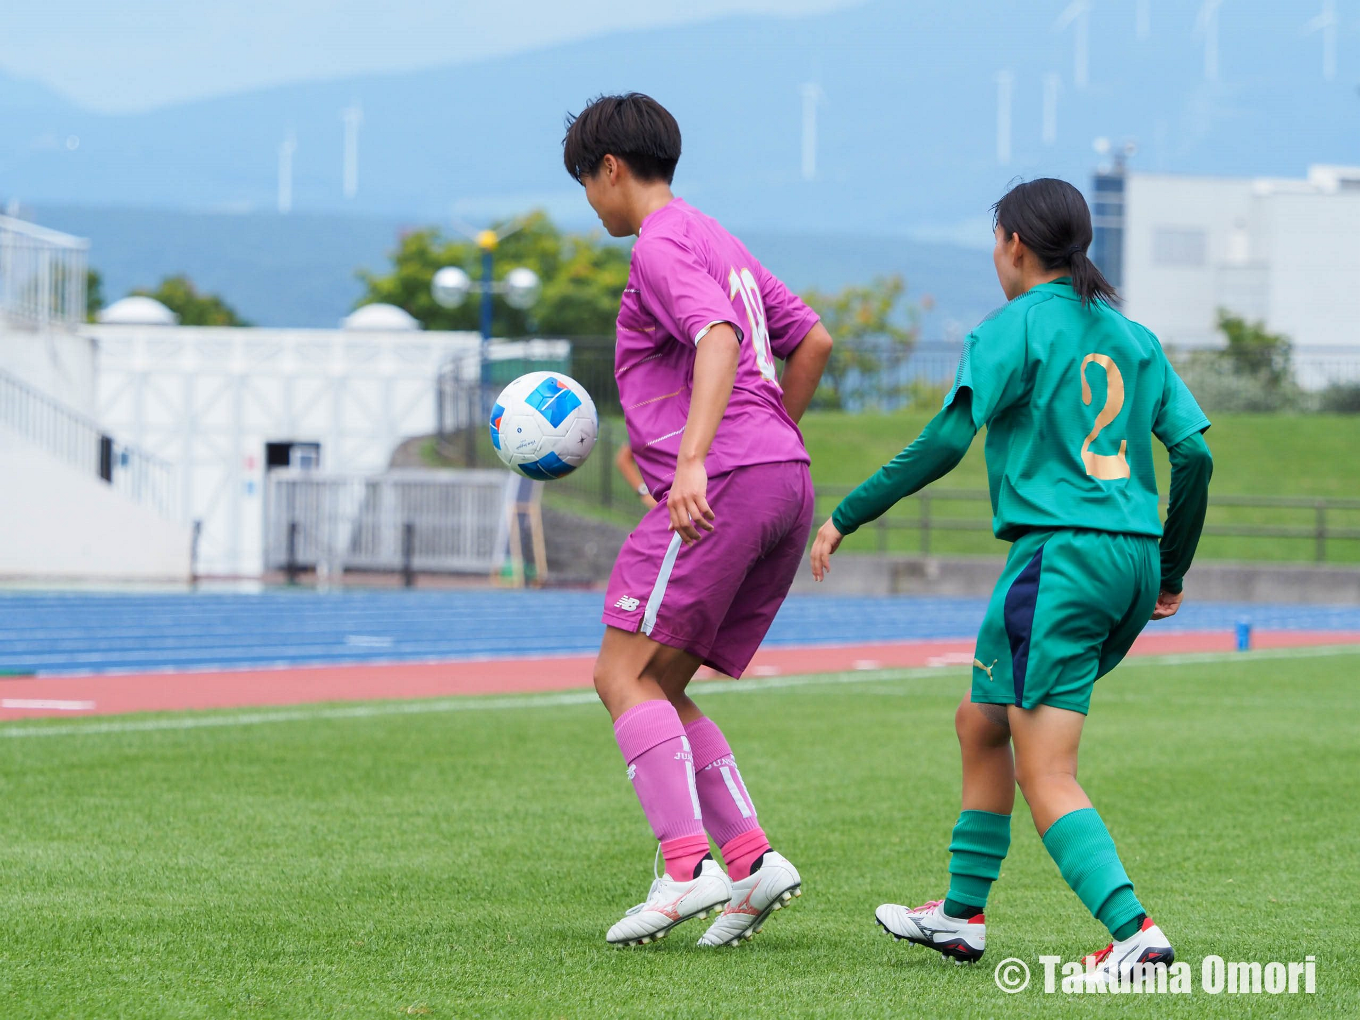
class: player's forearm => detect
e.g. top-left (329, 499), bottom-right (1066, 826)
top-left (831, 394), bottom-right (977, 536)
top-left (614, 445), bottom-right (645, 490)
top-left (780, 322), bottom-right (833, 423)
top-left (1159, 431), bottom-right (1213, 594)
top-left (678, 324), bottom-right (740, 466)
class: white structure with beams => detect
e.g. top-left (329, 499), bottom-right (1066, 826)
top-left (92, 325), bottom-right (480, 577)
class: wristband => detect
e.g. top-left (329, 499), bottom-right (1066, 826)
top-left (637, 482), bottom-right (650, 497)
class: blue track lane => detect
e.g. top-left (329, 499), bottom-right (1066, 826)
top-left (0, 590), bottom-right (1357, 676)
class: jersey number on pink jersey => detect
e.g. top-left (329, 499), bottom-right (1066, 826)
top-left (727, 267), bottom-right (778, 384)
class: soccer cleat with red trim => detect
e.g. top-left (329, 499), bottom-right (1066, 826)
top-left (696, 851), bottom-right (802, 947)
top-left (1080, 917), bottom-right (1175, 988)
top-left (875, 898), bottom-right (986, 963)
top-left (606, 858), bottom-right (731, 947)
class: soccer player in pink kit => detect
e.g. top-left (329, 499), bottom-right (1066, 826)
top-left (563, 93), bottom-right (834, 947)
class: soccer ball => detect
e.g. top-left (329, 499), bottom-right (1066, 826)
top-left (489, 371), bottom-right (599, 480)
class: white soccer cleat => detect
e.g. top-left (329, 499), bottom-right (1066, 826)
top-left (875, 898), bottom-right (986, 964)
top-left (696, 851), bottom-right (802, 947)
top-left (1080, 917), bottom-right (1175, 989)
top-left (606, 857), bottom-right (732, 947)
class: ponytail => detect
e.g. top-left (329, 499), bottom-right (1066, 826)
top-left (993, 178), bottom-right (1119, 308)
top-left (1067, 249), bottom-right (1118, 309)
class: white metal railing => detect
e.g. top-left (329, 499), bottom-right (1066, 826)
top-left (264, 469), bottom-right (522, 576)
top-left (0, 366), bottom-right (177, 519)
top-left (0, 215), bottom-right (89, 329)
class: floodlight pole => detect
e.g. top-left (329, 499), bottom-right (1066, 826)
top-left (477, 230), bottom-right (497, 386)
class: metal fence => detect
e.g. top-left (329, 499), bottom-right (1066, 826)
top-left (814, 486), bottom-right (1360, 564)
top-left (0, 215), bottom-right (88, 329)
top-left (264, 469), bottom-right (520, 577)
top-left (0, 367), bottom-right (176, 518)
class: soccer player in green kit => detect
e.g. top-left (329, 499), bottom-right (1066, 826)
top-left (810, 179), bottom-right (1213, 987)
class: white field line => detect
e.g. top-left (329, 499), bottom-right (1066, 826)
top-left (0, 644), bottom-right (1356, 741)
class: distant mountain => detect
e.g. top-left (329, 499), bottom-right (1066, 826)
top-left (32, 204), bottom-right (998, 331)
top-left (32, 205), bottom-right (412, 328)
top-left (4, 1), bottom-right (1355, 238)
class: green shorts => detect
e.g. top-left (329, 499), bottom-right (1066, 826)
top-left (971, 528), bottom-right (1160, 715)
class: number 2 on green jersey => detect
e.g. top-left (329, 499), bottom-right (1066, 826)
top-left (1080, 353), bottom-right (1131, 481)
top-left (728, 267), bottom-right (778, 383)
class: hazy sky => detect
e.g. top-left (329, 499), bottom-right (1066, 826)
top-left (0, 0), bottom-right (859, 113)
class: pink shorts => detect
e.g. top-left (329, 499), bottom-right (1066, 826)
top-left (602, 461), bottom-right (815, 678)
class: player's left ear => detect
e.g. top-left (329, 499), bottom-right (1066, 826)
top-left (1008, 232), bottom-right (1027, 268)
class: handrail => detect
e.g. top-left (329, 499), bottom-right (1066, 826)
top-left (0, 367), bottom-right (176, 519)
top-left (0, 215), bottom-right (91, 249)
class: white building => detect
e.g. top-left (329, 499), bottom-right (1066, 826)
top-left (0, 215), bottom-right (192, 582)
top-left (1120, 165), bottom-right (1360, 381)
top-left (92, 324), bottom-right (482, 578)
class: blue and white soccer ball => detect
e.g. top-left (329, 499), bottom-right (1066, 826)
top-left (490, 371), bottom-right (599, 480)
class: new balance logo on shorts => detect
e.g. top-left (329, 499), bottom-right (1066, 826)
top-left (614, 596), bottom-right (641, 612)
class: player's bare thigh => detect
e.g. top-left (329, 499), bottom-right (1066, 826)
top-left (593, 625), bottom-right (704, 721)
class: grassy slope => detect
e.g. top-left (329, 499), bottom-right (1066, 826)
top-left (0, 649), bottom-right (1357, 1017)
top-left (800, 412), bottom-right (1360, 562)
top-left (431, 413), bottom-right (1360, 561)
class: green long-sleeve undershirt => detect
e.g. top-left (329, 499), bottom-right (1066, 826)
top-left (1159, 431), bottom-right (1213, 594)
top-left (830, 392), bottom-right (978, 537)
top-left (829, 393), bottom-right (1214, 596)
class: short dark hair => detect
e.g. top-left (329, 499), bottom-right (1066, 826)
top-left (993, 178), bottom-right (1119, 308)
top-left (562, 93), bottom-right (682, 185)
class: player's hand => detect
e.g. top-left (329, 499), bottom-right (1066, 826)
top-left (1151, 589), bottom-right (1183, 620)
top-left (810, 518), bottom-right (844, 582)
top-left (641, 493), bottom-right (658, 509)
top-left (667, 458), bottom-right (715, 545)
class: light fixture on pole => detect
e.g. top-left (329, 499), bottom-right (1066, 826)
top-left (432, 221), bottom-right (540, 386)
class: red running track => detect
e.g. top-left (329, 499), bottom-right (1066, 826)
top-left (0, 630), bottom-right (1356, 720)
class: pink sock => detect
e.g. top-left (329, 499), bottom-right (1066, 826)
top-left (685, 717), bottom-right (771, 879)
top-left (614, 700), bottom-right (708, 879)
top-left (721, 828), bottom-right (771, 883)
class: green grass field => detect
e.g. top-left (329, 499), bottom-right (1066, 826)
top-left (2, 648), bottom-right (1357, 1017)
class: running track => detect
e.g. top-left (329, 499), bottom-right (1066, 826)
top-left (1, 591), bottom-right (1357, 719)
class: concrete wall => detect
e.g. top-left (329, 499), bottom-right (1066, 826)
top-left (0, 425), bottom-right (192, 582)
top-left (1123, 170), bottom-right (1360, 357)
top-left (1123, 174), bottom-right (1259, 348)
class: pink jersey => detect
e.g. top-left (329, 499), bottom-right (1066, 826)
top-left (616, 199), bottom-right (819, 497)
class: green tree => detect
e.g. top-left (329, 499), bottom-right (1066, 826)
top-left (86, 268), bottom-right (103, 322)
top-left (799, 275), bottom-right (921, 410)
top-left (1216, 310), bottom-right (1292, 389)
top-left (131, 275), bottom-right (250, 326)
top-left (355, 210), bottom-right (630, 336)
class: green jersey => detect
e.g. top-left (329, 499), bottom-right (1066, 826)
top-left (945, 279), bottom-right (1209, 541)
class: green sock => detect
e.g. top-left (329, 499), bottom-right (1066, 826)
top-left (1042, 807), bottom-right (1146, 939)
top-left (943, 809), bottom-right (1011, 917)
top-left (1112, 914), bottom-right (1148, 942)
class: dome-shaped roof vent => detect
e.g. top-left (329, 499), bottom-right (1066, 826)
top-left (341, 303), bottom-right (421, 331)
top-left (98, 296), bottom-right (179, 325)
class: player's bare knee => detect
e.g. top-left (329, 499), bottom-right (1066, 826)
top-left (1015, 758), bottom-right (1077, 798)
top-left (592, 656), bottom-right (630, 704)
